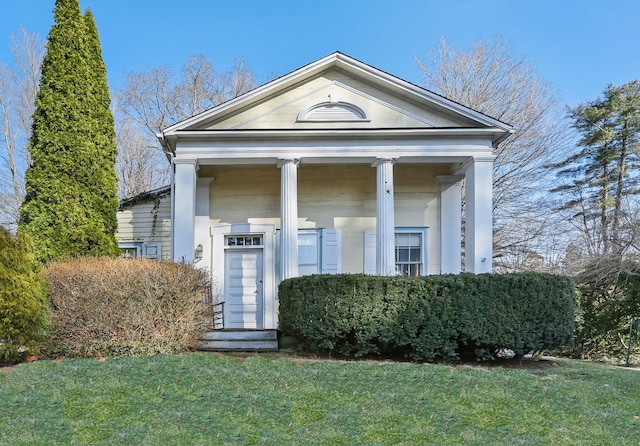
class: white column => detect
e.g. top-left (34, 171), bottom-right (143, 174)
top-left (173, 158), bottom-right (198, 262)
top-left (373, 158), bottom-right (396, 276)
top-left (278, 158), bottom-right (299, 280)
top-left (437, 175), bottom-right (464, 274)
top-left (195, 177), bottom-right (212, 270)
top-left (464, 157), bottom-right (494, 273)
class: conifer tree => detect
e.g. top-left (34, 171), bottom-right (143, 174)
top-left (19, 0), bottom-right (119, 262)
top-left (81, 9), bottom-right (119, 246)
top-left (550, 80), bottom-right (640, 256)
top-left (0, 227), bottom-right (48, 361)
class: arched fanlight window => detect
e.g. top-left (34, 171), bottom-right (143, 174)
top-left (298, 100), bottom-right (368, 122)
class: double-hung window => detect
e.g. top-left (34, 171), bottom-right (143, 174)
top-left (394, 230), bottom-right (424, 276)
top-left (364, 227), bottom-right (428, 276)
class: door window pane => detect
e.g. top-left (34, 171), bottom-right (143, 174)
top-left (226, 235), bottom-right (263, 247)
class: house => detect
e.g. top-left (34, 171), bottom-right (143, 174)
top-left (119, 52), bottom-right (513, 347)
top-left (115, 186), bottom-right (172, 261)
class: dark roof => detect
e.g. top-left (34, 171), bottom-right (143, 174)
top-left (119, 185), bottom-right (171, 210)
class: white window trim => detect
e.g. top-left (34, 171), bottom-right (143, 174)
top-left (364, 227), bottom-right (428, 276)
top-left (394, 227), bottom-right (428, 276)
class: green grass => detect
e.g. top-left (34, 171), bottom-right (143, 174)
top-left (0, 353), bottom-right (638, 445)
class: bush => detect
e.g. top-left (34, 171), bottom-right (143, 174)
top-left (279, 273), bottom-right (575, 361)
top-left (575, 256), bottom-right (640, 361)
top-left (455, 273), bottom-right (576, 359)
top-left (44, 257), bottom-right (212, 357)
top-left (0, 228), bottom-right (48, 364)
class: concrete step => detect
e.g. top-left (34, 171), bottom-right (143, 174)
top-left (198, 330), bottom-right (278, 352)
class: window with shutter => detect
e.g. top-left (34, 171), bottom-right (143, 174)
top-left (276, 229), bottom-right (342, 283)
top-left (364, 228), bottom-right (428, 275)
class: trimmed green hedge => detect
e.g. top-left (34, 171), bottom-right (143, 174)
top-left (278, 273), bottom-right (575, 361)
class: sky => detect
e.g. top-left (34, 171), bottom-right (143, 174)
top-left (0, 0), bottom-right (638, 108)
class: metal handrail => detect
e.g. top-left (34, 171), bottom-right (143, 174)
top-left (212, 301), bottom-right (224, 330)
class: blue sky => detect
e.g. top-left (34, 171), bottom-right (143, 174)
top-left (1, 0), bottom-right (638, 108)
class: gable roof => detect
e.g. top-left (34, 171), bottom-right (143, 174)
top-left (159, 52), bottom-right (513, 151)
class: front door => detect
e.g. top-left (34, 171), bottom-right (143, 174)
top-left (224, 248), bottom-right (264, 328)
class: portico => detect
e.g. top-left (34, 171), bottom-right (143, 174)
top-left (160, 52), bottom-right (512, 331)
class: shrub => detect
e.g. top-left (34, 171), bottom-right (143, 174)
top-left (574, 256), bottom-right (640, 361)
top-left (44, 257), bottom-right (212, 357)
top-left (455, 273), bottom-right (576, 359)
top-left (0, 228), bottom-right (48, 364)
top-left (279, 273), bottom-right (575, 361)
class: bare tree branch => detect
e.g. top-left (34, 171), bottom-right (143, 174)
top-left (0, 28), bottom-right (44, 231)
top-left (116, 54), bottom-right (256, 197)
top-left (417, 37), bottom-right (572, 271)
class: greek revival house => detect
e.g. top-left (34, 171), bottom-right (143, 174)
top-left (118, 52), bottom-right (513, 335)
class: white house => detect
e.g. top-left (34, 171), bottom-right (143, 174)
top-left (138, 52), bottom-right (512, 341)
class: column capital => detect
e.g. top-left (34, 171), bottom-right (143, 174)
top-left (460, 155), bottom-right (495, 171)
top-left (173, 158), bottom-right (199, 171)
top-left (197, 177), bottom-right (214, 185)
top-left (372, 158), bottom-right (397, 167)
top-left (277, 158), bottom-right (300, 168)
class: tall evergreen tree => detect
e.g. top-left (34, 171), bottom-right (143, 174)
top-left (81, 9), bottom-right (119, 244)
top-left (550, 80), bottom-right (640, 257)
top-left (19, 0), bottom-right (119, 262)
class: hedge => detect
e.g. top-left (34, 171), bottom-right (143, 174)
top-left (278, 273), bottom-right (575, 361)
top-left (44, 257), bottom-right (212, 358)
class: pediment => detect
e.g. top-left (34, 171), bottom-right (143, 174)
top-left (163, 52), bottom-right (512, 142)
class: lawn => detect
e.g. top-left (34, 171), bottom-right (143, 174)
top-left (0, 353), bottom-right (638, 445)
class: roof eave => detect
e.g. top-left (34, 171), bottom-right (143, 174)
top-left (164, 127), bottom-right (510, 143)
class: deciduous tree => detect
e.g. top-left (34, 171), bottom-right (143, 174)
top-left (416, 38), bottom-right (570, 271)
top-left (116, 55), bottom-right (256, 196)
top-left (0, 29), bottom-right (44, 230)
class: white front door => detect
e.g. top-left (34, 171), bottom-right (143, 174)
top-left (224, 249), bottom-right (264, 328)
